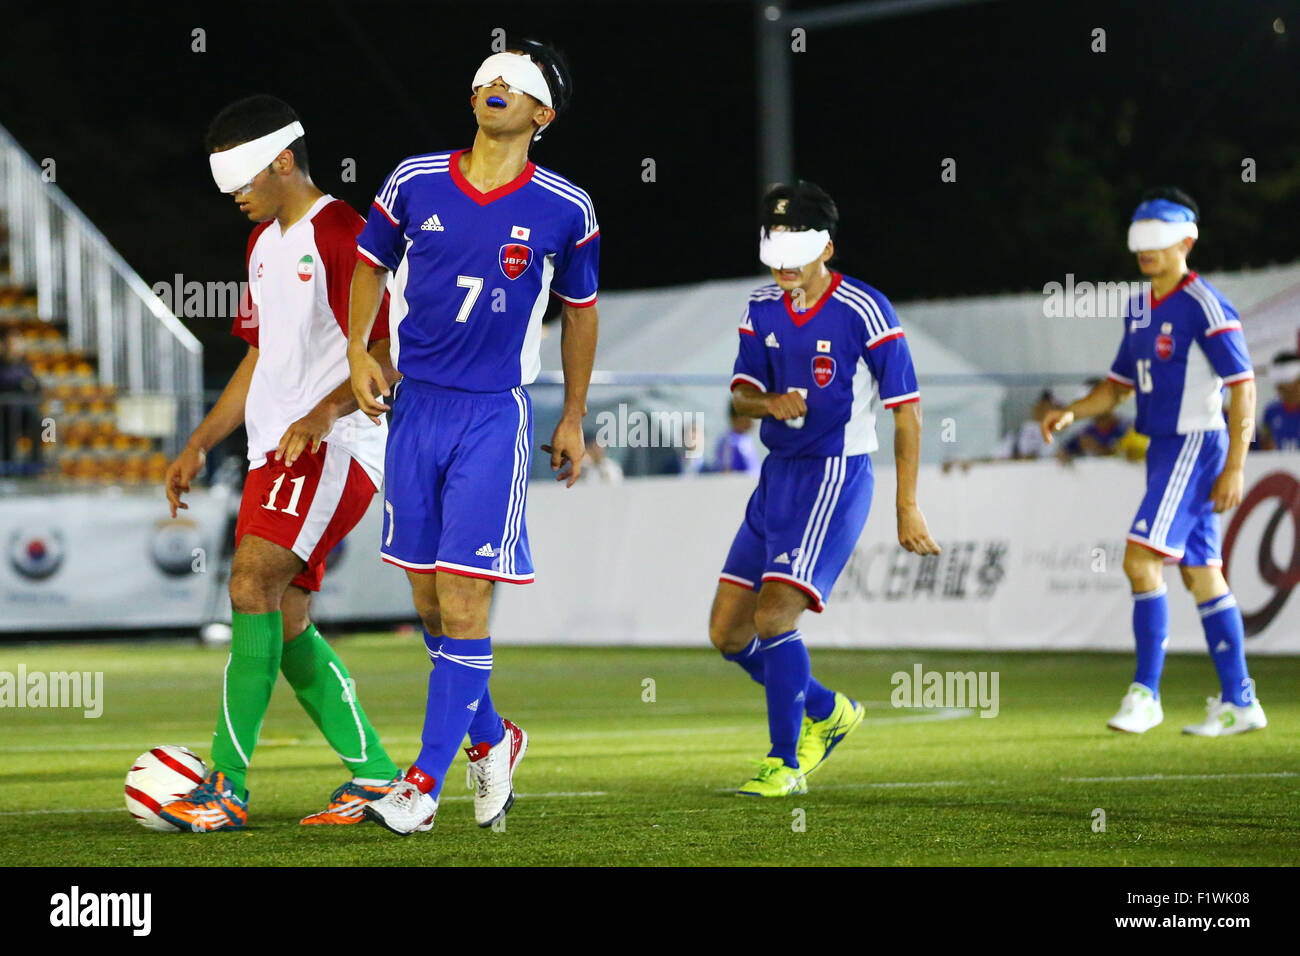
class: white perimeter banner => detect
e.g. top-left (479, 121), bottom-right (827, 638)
top-left (0, 487), bottom-right (231, 632)
top-left (490, 454), bottom-right (1300, 654)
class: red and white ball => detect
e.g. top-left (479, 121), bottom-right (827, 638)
top-left (124, 746), bottom-right (206, 832)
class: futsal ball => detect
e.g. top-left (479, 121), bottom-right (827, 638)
top-left (124, 745), bottom-right (206, 832)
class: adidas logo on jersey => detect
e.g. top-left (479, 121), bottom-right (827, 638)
top-left (420, 214), bottom-right (445, 232)
top-left (467, 698), bottom-right (480, 712)
top-left (476, 542), bottom-right (498, 557)
top-left (765, 332), bottom-right (780, 348)
top-left (1134, 519), bottom-right (1149, 533)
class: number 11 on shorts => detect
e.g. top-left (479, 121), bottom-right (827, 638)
top-left (262, 473), bottom-right (306, 516)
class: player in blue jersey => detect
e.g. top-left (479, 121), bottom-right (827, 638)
top-left (345, 39), bottom-right (599, 834)
top-left (710, 181), bottom-right (941, 796)
top-left (1258, 351), bottom-right (1300, 451)
top-left (1044, 187), bottom-right (1267, 737)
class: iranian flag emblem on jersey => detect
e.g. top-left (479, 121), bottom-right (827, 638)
top-left (297, 255), bottom-right (314, 282)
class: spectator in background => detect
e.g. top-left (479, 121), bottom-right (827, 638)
top-left (993, 389), bottom-right (1061, 460)
top-left (1063, 378), bottom-right (1129, 458)
top-left (1258, 351), bottom-right (1300, 451)
top-left (712, 405), bottom-right (761, 475)
top-left (0, 327), bottom-right (42, 471)
top-left (579, 431), bottom-right (624, 484)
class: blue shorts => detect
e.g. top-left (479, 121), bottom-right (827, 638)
top-left (380, 378), bottom-right (534, 583)
top-left (1127, 429), bottom-right (1227, 567)
top-left (720, 454), bottom-right (874, 612)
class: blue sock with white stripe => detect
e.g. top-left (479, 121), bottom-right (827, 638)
top-left (759, 630), bottom-right (810, 768)
top-left (1132, 585), bottom-right (1169, 697)
top-left (723, 637), bottom-right (836, 720)
top-left (414, 636), bottom-right (492, 799)
top-left (424, 630), bottom-right (504, 747)
top-left (1198, 593), bottom-right (1252, 705)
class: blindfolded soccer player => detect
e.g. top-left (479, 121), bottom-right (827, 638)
top-left (161, 96), bottom-right (404, 830)
top-left (1043, 187), bottom-right (1267, 736)
top-left (711, 181), bottom-right (941, 796)
top-left (348, 40), bottom-right (599, 834)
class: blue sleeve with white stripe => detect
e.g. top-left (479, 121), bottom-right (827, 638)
top-left (730, 305), bottom-right (769, 392)
top-left (1108, 322), bottom-right (1136, 387)
top-left (550, 201), bottom-right (600, 307)
top-left (356, 164), bottom-right (409, 271)
top-left (1194, 297), bottom-right (1253, 383)
top-left (860, 292), bottom-right (919, 407)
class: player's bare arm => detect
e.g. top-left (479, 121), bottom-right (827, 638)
top-left (1211, 378), bottom-right (1256, 512)
top-left (346, 259), bottom-right (392, 422)
top-left (164, 345), bottom-right (258, 517)
top-left (1041, 378), bottom-right (1133, 442)
top-left (277, 338), bottom-right (400, 466)
top-left (893, 401), bottom-right (940, 555)
top-left (731, 382), bottom-right (807, 421)
top-left (542, 302), bottom-right (598, 487)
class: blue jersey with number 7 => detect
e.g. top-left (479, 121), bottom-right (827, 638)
top-left (356, 148), bottom-right (599, 392)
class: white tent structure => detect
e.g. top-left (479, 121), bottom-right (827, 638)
top-left (530, 263), bottom-right (1300, 468)
top-left (533, 275), bottom-right (1006, 466)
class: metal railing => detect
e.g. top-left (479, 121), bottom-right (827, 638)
top-left (0, 124), bottom-right (202, 451)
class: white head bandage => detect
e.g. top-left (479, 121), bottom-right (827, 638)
top-left (209, 121), bottom-right (305, 193)
top-left (759, 228), bottom-right (831, 270)
top-left (472, 52), bottom-right (554, 140)
top-left (1127, 218), bottom-right (1199, 253)
top-left (1272, 354), bottom-right (1300, 385)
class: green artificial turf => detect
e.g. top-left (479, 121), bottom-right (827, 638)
top-left (1, 635), bottom-right (1296, 866)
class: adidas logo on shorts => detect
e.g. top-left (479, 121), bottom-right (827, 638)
top-left (774, 552), bottom-right (791, 564)
top-left (421, 214), bottom-right (445, 232)
top-left (1134, 518), bottom-right (1149, 532)
top-left (476, 542), bottom-right (497, 557)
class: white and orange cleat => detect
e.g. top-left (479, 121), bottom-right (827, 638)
top-left (465, 718), bottom-right (528, 828)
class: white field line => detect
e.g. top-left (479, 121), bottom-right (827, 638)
top-left (718, 769), bottom-right (1299, 794)
top-left (0, 709), bottom-right (978, 755)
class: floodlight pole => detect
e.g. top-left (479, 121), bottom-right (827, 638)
top-left (755, 0), bottom-right (1001, 194)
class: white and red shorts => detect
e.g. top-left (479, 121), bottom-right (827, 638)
top-left (235, 441), bottom-right (376, 592)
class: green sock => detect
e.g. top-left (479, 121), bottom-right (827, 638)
top-left (280, 623), bottom-right (399, 781)
top-left (210, 611), bottom-right (283, 800)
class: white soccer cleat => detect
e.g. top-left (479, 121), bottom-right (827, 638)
top-left (362, 768), bottom-right (438, 835)
top-left (1182, 697), bottom-right (1268, 736)
top-left (1107, 682), bottom-right (1164, 733)
top-left (465, 718), bottom-right (528, 828)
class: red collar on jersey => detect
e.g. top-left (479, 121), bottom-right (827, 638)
top-left (449, 148), bottom-right (536, 206)
top-left (1150, 270), bottom-right (1198, 311)
top-left (784, 271), bottom-right (843, 327)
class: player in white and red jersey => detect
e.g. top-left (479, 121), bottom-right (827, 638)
top-left (160, 96), bottom-right (402, 831)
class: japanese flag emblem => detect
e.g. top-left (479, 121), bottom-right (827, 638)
top-left (510, 225), bottom-right (531, 240)
top-left (812, 354), bottom-right (836, 387)
top-left (499, 243), bottom-right (533, 280)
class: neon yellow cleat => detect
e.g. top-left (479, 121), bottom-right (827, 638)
top-left (796, 692), bottom-right (865, 776)
top-left (736, 756), bottom-right (807, 797)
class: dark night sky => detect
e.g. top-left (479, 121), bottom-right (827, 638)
top-left (4, 0), bottom-right (1300, 377)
